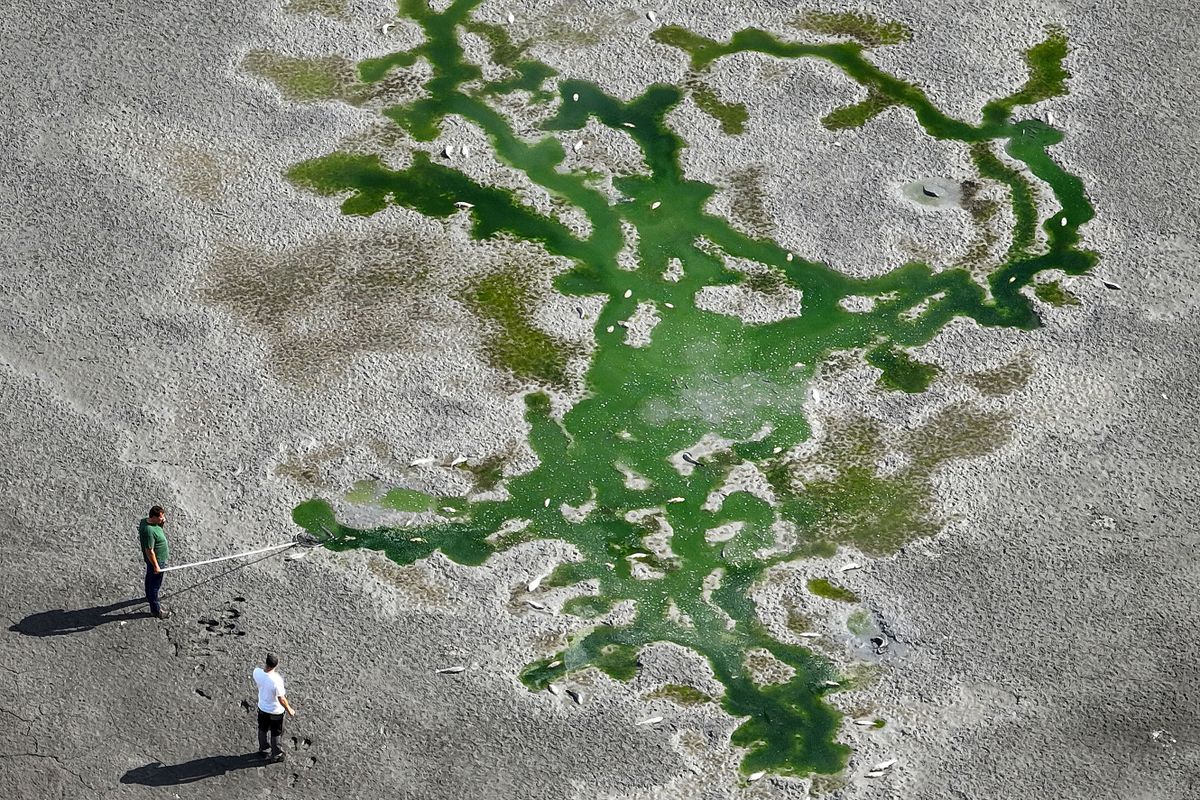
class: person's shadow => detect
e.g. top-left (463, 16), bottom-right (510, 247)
top-left (9, 598), bottom-right (148, 637)
top-left (120, 752), bottom-right (267, 786)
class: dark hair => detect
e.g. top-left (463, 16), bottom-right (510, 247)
top-left (265, 653), bottom-right (279, 670)
top-left (149, 505), bottom-right (165, 518)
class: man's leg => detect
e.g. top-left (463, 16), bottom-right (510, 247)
top-left (270, 713), bottom-right (285, 760)
top-left (257, 711), bottom-right (270, 754)
top-left (144, 564), bottom-right (161, 617)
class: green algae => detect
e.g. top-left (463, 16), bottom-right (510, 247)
top-left (269, 0), bottom-right (1097, 780)
top-left (464, 269), bottom-right (577, 387)
top-left (866, 344), bottom-right (940, 393)
top-left (725, 166), bottom-right (774, 237)
top-left (686, 77), bottom-right (749, 135)
top-left (646, 684), bottom-right (713, 706)
top-left (460, 453), bottom-right (507, 491)
top-left (1035, 279), bottom-right (1079, 307)
top-left (243, 51), bottom-right (368, 104)
top-left (285, 0), bottom-right (347, 18)
top-left (846, 609), bottom-right (871, 636)
top-left (807, 578), bottom-right (858, 603)
top-left (965, 354), bottom-right (1035, 395)
top-left (791, 11), bottom-right (912, 48)
top-left (821, 86), bottom-right (896, 130)
top-left (345, 480), bottom-right (380, 504)
top-left (993, 26), bottom-right (1070, 111)
top-left (379, 487), bottom-right (437, 512)
top-left (561, 596), bottom-right (612, 618)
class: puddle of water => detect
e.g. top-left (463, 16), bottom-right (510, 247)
top-left (274, 0), bottom-right (1096, 779)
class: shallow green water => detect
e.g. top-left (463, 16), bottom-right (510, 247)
top-left (281, 0), bottom-right (1095, 778)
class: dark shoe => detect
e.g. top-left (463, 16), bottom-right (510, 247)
top-left (258, 749), bottom-right (271, 759)
top-left (271, 752), bottom-right (287, 763)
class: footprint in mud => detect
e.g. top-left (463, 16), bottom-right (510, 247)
top-left (197, 598), bottom-right (247, 637)
top-left (286, 738), bottom-right (317, 785)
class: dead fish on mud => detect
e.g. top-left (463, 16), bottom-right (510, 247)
top-left (436, 665), bottom-right (466, 674)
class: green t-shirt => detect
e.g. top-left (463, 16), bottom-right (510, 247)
top-left (139, 518), bottom-right (168, 566)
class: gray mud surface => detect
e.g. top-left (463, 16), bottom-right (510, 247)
top-left (1, 1), bottom-right (1198, 798)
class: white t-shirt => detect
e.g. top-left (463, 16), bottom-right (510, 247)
top-left (253, 667), bottom-right (287, 714)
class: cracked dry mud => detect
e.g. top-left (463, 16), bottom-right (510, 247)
top-left (1, 1), bottom-right (1198, 799)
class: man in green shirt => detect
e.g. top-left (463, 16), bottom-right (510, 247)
top-left (138, 506), bottom-right (171, 619)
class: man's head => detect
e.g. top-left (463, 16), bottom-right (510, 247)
top-left (265, 653), bottom-right (279, 672)
top-left (148, 506), bottom-right (166, 525)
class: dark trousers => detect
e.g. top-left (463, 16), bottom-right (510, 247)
top-left (257, 710), bottom-right (285, 756)
top-left (144, 563), bottom-right (163, 616)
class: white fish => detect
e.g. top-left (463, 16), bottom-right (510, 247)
top-left (1009, 276), bottom-right (1016, 283)
top-left (786, 252), bottom-right (794, 262)
top-left (443, 144), bottom-right (454, 158)
top-left (547, 684), bottom-right (561, 696)
top-left (436, 665), bottom-right (466, 674)
top-left (798, 632), bottom-right (821, 639)
top-left (872, 758), bottom-right (897, 771)
top-left (636, 715), bottom-right (663, 726)
top-left (544, 498), bottom-right (551, 507)
top-left (839, 563), bottom-right (860, 572)
top-left (624, 289), bottom-right (632, 298)
top-left (454, 201), bottom-right (474, 209)
top-left (622, 122), bottom-right (636, 128)
top-left (450, 456), bottom-right (467, 466)
top-left (647, 10), bottom-right (658, 23)
top-left (822, 680), bottom-right (839, 687)
top-left (506, 11), bottom-right (515, 24)
top-left (664, 302), bottom-right (674, 308)
top-left (462, 145), bottom-right (471, 158)
top-left (606, 325), bottom-right (615, 333)
top-left (651, 201), bottom-right (661, 209)
top-left (1060, 216), bottom-right (1068, 226)
top-left (382, 23), bottom-right (395, 35)
top-left (773, 446), bottom-right (782, 453)
top-left (748, 770), bottom-right (765, 782)
top-left (573, 140), bottom-right (584, 152)
top-left (411, 457), bottom-right (435, 466)
top-left (441, 506), bottom-right (456, 513)
top-left (627, 552), bottom-right (649, 560)
top-left (572, 92), bottom-right (580, 101)
top-left (527, 574), bottom-right (545, 592)
top-left (548, 660), bottom-right (562, 668)
top-left (865, 770), bottom-right (887, 778)
top-left (853, 718), bottom-right (875, 726)
top-left (526, 599), bottom-right (547, 610)
top-left (410, 537), bottom-right (427, 543)
top-left (667, 497), bottom-right (685, 503)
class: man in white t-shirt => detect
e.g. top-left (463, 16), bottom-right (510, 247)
top-left (252, 653), bottom-right (296, 761)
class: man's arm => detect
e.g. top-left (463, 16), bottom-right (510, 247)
top-left (279, 694), bottom-right (295, 717)
top-left (144, 547), bottom-right (161, 574)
